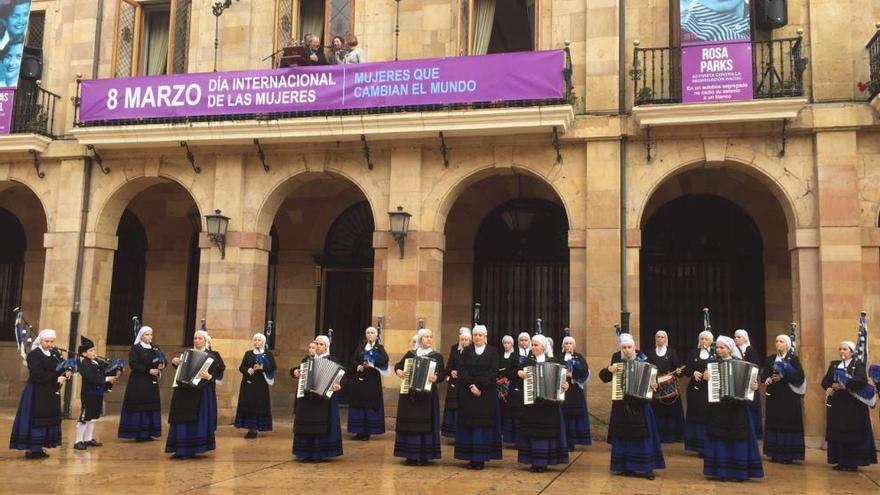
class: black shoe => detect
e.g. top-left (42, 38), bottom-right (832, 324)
top-left (404, 459), bottom-right (417, 466)
top-left (86, 440), bottom-right (103, 447)
top-left (832, 465), bottom-right (844, 471)
top-left (645, 471), bottom-right (655, 480)
top-left (843, 466), bottom-right (858, 472)
top-left (135, 436), bottom-right (155, 442)
top-left (473, 462), bottom-right (485, 470)
top-left (781, 460), bottom-right (792, 465)
top-left (352, 434), bottom-right (365, 440)
top-left (361, 435), bottom-right (371, 441)
top-left (245, 431), bottom-right (258, 439)
top-left (170, 453), bottom-right (192, 460)
top-left (530, 466), bottom-right (546, 473)
top-left (25, 450), bottom-right (49, 459)
top-left (416, 459), bottom-right (429, 466)
top-left (73, 442), bottom-right (87, 451)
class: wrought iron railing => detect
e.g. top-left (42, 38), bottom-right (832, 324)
top-left (631, 35), bottom-right (809, 106)
top-left (866, 26), bottom-right (880, 99)
top-left (72, 47), bottom-right (575, 128)
top-left (10, 82), bottom-right (60, 136)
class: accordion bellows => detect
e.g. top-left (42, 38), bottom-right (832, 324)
top-left (523, 361), bottom-right (567, 404)
top-left (707, 359), bottom-right (759, 402)
top-left (297, 357), bottom-right (346, 399)
top-left (400, 356), bottom-right (437, 394)
top-left (173, 350), bottom-right (214, 388)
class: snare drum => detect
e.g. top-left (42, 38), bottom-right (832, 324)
top-left (655, 372), bottom-right (680, 402)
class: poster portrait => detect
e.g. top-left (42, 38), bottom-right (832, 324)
top-left (0, 0), bottom-right (32, 89)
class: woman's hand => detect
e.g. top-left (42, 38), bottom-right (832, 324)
top-left (566, 370), bottom-right (572, 378)
top-left (606, 365), bottom-right (616, 374)
top-left (57, 375), bottom-right (67, 385)
top-left (64, 370), bottom-right (73, 379)
top-left (750, 380), bottom-right (758, 391)
top-left (357, 365), bottom-right (365, 373)
top-left (693, 371), bottom-right (703, 382)
top-left (831, 382), bottom-right (845, 391)
top-left (825, 387), bottom-right (835, 398)
top-left (172, 357), bottom-right (181, 367)
top-left (247, 368), bottom-right (255, 376)
top-left (771, 374), bottom-right (782, 382)
top-left (650, 383), bottom-right (658, 391)
top-left (450, 370), bottom-right (459, 379)
top-left (149, 368), bottom-right (160, 377)
top-left (331, 383), bottom-right (341, 392)
top-left (469, 384), bottom-right (481, 397)
top-left (395, 369), bottom-right (405, 378)
top-left (106, 376), bottom-right (118, 385)
top-left (199, 371), bottom-right (212, 381)
top-left (158, 363), bottom-right (166, 370)
top-left (517, 370), bottom-right (528, 379)
top-left (254, 363), bottom-right (263, 371)
top-left (561, 382), bottom-right (570, 392)
top-left (294, 369), bottom-right (302, 379)
top-left (429, 373), bottom-right (437, 383)
top-left (764, 377), bottom-right (773, 386)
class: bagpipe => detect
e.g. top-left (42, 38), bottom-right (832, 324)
top-left (13, 307), bottom-right (78, 374)
top-left (829, 312), bottom-right (876, 408)
top-left (561, 327), bottom-right (590, 390)
top-left (692, 308), bottom-right (716, 391)
top-left (767, 322), bottom-right (805, 396)
top-left (133, 316), bottom-right (167, 383)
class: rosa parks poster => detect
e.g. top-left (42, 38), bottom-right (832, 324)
top-left (679, 0), bottom-right (754, 103)
top-left (0, 0), bottom-right (32, 89)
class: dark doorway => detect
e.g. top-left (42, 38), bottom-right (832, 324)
top-left (264, 226), bottom-right (280, 350)
top-left (0, 208), bottom-right (25, 341)
top-left (107, 209), bottom-right (148, 345)
top-left (487, 0), bottom-right (536, 54)
top-left (182, 223), bottom-right (201, 347)
top-left (640, 195), bottom-right (766, 359)
top-left (473, 198), bottom-right (569, 346)
top-left (316, 201), bottom-right (374, 365)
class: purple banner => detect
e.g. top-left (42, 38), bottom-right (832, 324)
top-left (0, 89), bottom-right (14, 134)
top-left (682, 42), bottom-right (754, 103)
top-left (79, 51), bottom-right (564, 122)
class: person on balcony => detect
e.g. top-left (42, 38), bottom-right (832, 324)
top-left (304, 33), bottom-right (328, 66)
top-left (329, 36), bottom-right (348, 65)
top-left (343, 35), bottom-right (366, 64)
top-left (681, 0), bottom-right (750, 44)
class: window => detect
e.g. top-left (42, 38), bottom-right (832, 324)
top-left (112, 0), bottom-right (191, 77)
top-left (462, 0), bottom-right (538, 55)
top-left (274, 0), bottom-right (354, 53)
top-left (25, 10), bottom-right (45, 50)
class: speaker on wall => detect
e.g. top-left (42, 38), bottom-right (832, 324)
top-left (755, 0), bottom-right (788, 30)
top-left (20, 46), bottom-right (42, 81)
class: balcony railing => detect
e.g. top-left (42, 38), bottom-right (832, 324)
top-left (866, 27), bottom-right (880, 99)
top-left (10, 82), bottom-right (60, 137)
top-left (631, 36), bottom-right (809, 106)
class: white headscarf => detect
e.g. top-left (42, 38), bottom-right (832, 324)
top-left (252, 333), bottom-right (267, 354)
top-left (618, 333), bottom-right (635, 359)
top-left (194, 329), bottom-right (212, 351)
top-left (472, 325), bottom-right (487, 355)
top-left (32, 329), bottom-right (56, 352)
top-left (546, 337), bottom-right (555, 358)
top-left (562, 336), bottom-right (576, 362)
top-left (412, 334), bottom-right (419, 351)
top-left (315, 335), bottom-right (331, 357)
top-left (502, 335), bottom-right (514, 359)
top-left (840, 340), bottom-right (857, 367)
top-left (715, 335), bottom-right (741, 360)
top-left (698, 330), bottom-right (714, 359)
top-left (457, 327), bottom-right (472, 351)
top-left (841, 340), bottom-right (857, 353)
top-left (531, 335), bottom-right (548, 362)
top-left (734, 329), bottom-right (751, 355)
top-left (654, 330), bottom-right (668, 357)
top-left (416, 329), bottom-right (433, 356)
top-left (775, 334), bottom-right (791, 359)
top-left (518, 332), bottom-right (530, 356)
top-left (364, 326), bottom-right (378, 351)
top-left (134, 326), bottom-right (153, 348)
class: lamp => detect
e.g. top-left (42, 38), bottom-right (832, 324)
top-left (211, 0), bottom-right (240, 72)
top-left (205, 209), bottom-right (230, 259)
top-left (388, 206), bottom-right (411, 259)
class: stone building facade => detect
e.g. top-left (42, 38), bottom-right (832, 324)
top-left (0, 0), bottom-right (879, 448)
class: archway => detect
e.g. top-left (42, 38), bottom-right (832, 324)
top-left (638, 167), bottom-right (793, 359)
top-left (443, 173), bottom-right (570, 348)
top-left (0, 208), bottom-right (26, 338)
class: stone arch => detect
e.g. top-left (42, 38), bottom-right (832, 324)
top-left (91, 174), bottom-right (204, 237)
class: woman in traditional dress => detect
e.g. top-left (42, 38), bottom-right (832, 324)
top-left (234, 333), bottom-right (276, 439)
top-left (442, 328), bottom-right (471, 438)
top-left (517, 335), bottom-right (570, 472)
top-left (702, 335), bottom-right (763, 481)
top-left (761, 334), bottom-right (805, 464)
top-left (292, 335), bottom-right (344, 462)
top-left (454, 325), bottom-right (502, 469)
top-left (498, 335), bottom-right (517, 446)
top-left (645, 330), bottom-right (685, 443)
top-left (560, 334), bottom-right (591, 450)
top-left (9, 329), bottom-right (69, 459)
top-left (165, 329), bottom-right (225, 459)
top-left (347, 326), bottom-right (389, 441)
top-left (683, 330), bottom-right (713, 455)
top-left (735, 329), bottom-right (763, 439)
top-left (118, 325), bottom-right (164, 441)
top-left (393, 328), bottom-right (444, 465)
top-left (821, 340), bottom-right (878, 471)
top-left (598, 333), bottom-right (665, 480)
top-left (502, 332), bottom-right (531, 445)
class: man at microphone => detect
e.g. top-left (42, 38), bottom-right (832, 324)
top-left (304, 33), bottom-right (328, 65)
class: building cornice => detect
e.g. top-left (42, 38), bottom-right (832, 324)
top-left (632, 98), bottom-right (808, 128)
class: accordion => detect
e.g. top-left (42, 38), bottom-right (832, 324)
top-left (296, 357), bottom-right (346, 400)
top-left (173, 350), bottom-right (215, 388)
top-left (523, 361), bottom-right (567, 405)
top-left (400, 355), bottom-right (437, 394)
top-left (611, 360), bottom-right (658, 401)
top-left (707, 359), bottom-right (759, 402)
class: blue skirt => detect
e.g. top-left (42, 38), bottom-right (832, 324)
top-left (293, 396), bottom-right (343, 460)
top-left (394, 393), bottom-right (441, 461)
top-left (703, 414), bottom-right (764, 480)
top-left (609, 405), bottom-right (666, 474)
top-left (502, 416), bottom-right (522, 445)
top-left (118, 403), bottom-right (162, 439)
top-left (347, 406), bottom-right (385, 435)
top-left (653, 402), bottom-right (685, 443)
top-left (165, 387), bottom-right (216, 456)
top-left (8, 384), bottom-right (62, 452)
top-left (684, 419), bottom-right (707, 454)
top-left (454, 406), bottom-right (503, 463)
top-left (563, 413), bottom-right (592, 448)
top-left (748, 394), bottom-right (763, 439)
top-left (234, 412), bottom-right (273, 432)
top-left (827, 409), bottom-right (877, 468)
top-left (763, 429), bottom-right (804, 462)
top-left (518, 437), bottom-right (570, 467)
top-left (441, 409), bottom-right (457, 438)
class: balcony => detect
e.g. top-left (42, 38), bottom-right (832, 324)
top-left (866, 25), bottom-right (880, 112)
top-left (70, 48), bottom-right (575, 149)
top-left (0, 81), bottom-right (61, 153)
top-left (630, 35), bottom-right (809, 127)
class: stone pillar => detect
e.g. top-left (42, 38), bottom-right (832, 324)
top-left (568, 230), bottom-right (587, 346)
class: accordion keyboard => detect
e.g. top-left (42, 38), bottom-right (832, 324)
top-left (611, 363), bottom-right (624, 401)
